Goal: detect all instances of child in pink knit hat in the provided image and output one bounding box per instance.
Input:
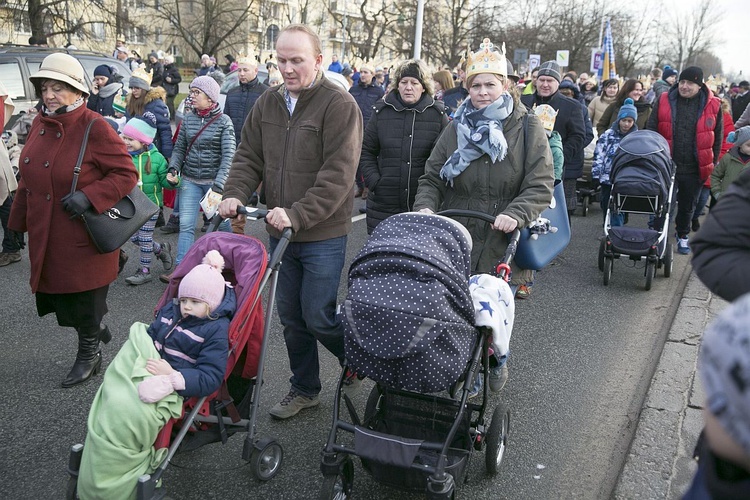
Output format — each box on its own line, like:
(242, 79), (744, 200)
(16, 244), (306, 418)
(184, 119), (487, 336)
(139, 250), (236, 402)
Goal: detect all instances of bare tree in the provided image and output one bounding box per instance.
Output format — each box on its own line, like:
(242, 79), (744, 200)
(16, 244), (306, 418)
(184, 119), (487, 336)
(155, 0), (259, 60)
(6, 0), (112, 44)
(327, 0), (399, 62)
(611, 13), (659, 77)
(664, 0), (722, 72)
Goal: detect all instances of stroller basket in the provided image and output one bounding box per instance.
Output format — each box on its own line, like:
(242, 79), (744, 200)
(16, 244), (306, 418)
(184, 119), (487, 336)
(609, 227), (660, 257)
(360, 388), (472, 491)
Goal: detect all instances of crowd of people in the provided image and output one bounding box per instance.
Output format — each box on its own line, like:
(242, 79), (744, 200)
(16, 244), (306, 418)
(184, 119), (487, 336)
(2, 23), (750, 498)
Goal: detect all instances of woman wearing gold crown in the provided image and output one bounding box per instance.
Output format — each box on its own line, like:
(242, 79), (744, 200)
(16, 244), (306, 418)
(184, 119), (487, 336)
(414, 38), (554, 285)
(126, 66), (173, 161)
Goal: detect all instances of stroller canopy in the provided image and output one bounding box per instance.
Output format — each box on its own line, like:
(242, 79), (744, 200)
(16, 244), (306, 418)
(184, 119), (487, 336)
(610, 130), (674, 202)
(343, 213), (477, 393)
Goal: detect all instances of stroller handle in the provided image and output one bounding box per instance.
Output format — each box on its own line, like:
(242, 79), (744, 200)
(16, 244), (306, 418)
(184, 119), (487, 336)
(435, 209), (520, 281)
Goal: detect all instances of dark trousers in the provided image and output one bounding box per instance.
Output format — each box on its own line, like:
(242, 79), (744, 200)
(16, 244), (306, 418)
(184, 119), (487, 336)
(166, 95), (176, 122)
(674, 174), (703, 238)
(0, 194), (22, 253)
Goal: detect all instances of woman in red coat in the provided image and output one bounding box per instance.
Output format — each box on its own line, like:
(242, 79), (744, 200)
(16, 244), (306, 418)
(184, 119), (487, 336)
(9, 54), (137, 387)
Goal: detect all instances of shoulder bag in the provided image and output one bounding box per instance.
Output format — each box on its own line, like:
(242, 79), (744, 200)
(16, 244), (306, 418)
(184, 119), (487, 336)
(70, 119), (159, 254)
(514, 114), (571, 271)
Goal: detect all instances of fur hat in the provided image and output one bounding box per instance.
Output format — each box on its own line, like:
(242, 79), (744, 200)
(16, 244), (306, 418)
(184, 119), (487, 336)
(679, 66), (704, 85)
(537, 61), (562, 83)
(190, 75), (220, 102)
(662, 65), (678, 81)
(178, 250), (227, 313)
(728, 126), (750, 147)
(129, 66), (153, 90)
(699, 293), (750, 457)
(617, 98), (638, 122)
(30, 53), (89, 96)
(122, 115), (157, 145)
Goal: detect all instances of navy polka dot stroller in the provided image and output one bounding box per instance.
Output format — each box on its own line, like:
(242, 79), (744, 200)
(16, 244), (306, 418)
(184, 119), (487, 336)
(320, 211), (515, 499)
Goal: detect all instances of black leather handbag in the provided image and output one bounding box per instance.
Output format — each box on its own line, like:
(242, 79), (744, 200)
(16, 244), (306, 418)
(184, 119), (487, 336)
(69, 119), (159, 254)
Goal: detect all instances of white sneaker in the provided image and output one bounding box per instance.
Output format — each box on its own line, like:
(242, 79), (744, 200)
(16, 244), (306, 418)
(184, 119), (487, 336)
(677, 236), (690, 255)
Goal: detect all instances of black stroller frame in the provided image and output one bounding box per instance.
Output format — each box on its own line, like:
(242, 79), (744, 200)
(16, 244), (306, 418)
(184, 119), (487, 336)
(66, 208), (293, 499)
(598, 130), (676, 290)
(320, 210), (514, 500)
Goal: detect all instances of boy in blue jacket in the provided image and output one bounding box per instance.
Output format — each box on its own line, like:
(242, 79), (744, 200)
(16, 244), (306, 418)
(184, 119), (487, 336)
(592, 98), (638, 226)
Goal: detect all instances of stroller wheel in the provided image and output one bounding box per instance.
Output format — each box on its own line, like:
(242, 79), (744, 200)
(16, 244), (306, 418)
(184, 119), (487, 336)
(582, 195), (590, 216)
(598, 239), (606, 272)
(319, 457), (353, 500)
(65, 476), (77, 500)
(249, 437), (284, 481)
(603, 257), (613, 286)
(485, 403), (510, 475)
(663, 242), (674, 278)
(645, 261), (656, 291)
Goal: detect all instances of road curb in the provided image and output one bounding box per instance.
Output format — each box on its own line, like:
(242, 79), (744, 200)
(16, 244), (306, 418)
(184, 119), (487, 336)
(613, 271), (727, 499)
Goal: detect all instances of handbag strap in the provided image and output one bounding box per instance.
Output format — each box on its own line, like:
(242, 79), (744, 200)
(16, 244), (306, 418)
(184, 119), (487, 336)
(69, 118), (100, 195)
(185, 113), (222, 157)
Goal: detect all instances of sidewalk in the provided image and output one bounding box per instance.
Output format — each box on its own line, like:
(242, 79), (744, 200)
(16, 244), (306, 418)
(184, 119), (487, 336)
(614, 273), (727, 499)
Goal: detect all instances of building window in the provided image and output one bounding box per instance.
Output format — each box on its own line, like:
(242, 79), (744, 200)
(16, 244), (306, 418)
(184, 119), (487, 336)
(126, 25), (145, 44)
(265, 24), (279, 52)
(13, 12), (31, 34)
(155, 28), (162, 44)
(92, 22), (106, 41)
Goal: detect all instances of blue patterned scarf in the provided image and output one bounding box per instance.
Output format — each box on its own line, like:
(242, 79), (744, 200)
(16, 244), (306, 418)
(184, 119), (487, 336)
(440, 93), (514, 185)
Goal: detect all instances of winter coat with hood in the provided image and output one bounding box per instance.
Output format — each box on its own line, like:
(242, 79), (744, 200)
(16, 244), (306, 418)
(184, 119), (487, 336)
(591, 120), (638, 184)
(169, 104), (236, 191)
(692, 167), (750, 302)
(8, 105), (137, 294)
(224, 77), (269, 143)
(223, 71), (363, 243)
(131, 144), (178, 206)
(127, 87), (173, 159)
(360, 90), (448, 234)
(147, 286), (236, 397)
(413, 99), (554, 278)
(521, 89), (588, 180)
(86, 80), (124, 118)
(710, 145), (750, 198)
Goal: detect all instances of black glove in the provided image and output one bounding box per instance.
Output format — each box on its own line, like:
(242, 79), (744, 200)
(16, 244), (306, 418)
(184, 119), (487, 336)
(61, 191), (92, 217)
(211, 184), (223, 195)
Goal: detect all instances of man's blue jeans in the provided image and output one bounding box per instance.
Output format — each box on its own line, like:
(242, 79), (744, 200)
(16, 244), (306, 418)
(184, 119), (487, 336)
(269, 235), (347, 398)
(176, 177), (230, 265)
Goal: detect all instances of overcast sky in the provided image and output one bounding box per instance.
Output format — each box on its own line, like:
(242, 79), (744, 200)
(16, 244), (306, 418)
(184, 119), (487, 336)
(664, 0), (750, 77)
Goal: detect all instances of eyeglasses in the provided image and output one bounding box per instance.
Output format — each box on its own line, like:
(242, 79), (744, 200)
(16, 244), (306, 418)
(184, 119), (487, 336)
(189, 89), (202, 96)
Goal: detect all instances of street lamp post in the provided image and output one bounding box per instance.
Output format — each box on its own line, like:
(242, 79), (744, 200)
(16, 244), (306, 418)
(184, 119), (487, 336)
(413, 0), (424, 59)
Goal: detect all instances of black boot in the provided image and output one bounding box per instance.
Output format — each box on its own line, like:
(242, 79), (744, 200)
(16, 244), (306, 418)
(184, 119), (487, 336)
(159, 214), (180, 234)
(155, 207), (166, 227)
(61, 326), (104, 388)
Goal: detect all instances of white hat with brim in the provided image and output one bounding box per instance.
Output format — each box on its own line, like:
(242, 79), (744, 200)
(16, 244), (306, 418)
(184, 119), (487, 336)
(29, 53), (89, 96)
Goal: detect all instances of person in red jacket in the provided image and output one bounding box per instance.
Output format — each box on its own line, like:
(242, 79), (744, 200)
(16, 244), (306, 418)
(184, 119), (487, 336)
(9, 53), (137, 388)
(646, 66), (722, 255)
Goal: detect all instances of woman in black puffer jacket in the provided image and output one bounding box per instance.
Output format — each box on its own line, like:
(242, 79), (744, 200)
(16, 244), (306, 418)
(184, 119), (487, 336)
(360, 60), (448, 234)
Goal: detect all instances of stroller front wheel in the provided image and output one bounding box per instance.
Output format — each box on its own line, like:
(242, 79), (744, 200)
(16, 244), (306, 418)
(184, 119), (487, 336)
(319, 457), (353, 500)
(485, 403), (510, 475)
(603, 257), (613, 285)
(249, 437), (284, 481)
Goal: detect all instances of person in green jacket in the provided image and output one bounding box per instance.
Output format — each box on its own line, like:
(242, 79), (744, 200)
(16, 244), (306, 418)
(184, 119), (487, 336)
(711, 126), (750, 199)
(120, 115), (178, 285)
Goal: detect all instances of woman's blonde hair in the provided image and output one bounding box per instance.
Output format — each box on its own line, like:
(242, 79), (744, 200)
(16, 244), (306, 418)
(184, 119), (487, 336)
(432, 70), (455, 92)
(465, 72), (506, 90)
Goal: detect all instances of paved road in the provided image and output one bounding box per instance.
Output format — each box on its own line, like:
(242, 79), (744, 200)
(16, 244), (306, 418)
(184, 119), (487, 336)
(0, 198), (690, 499)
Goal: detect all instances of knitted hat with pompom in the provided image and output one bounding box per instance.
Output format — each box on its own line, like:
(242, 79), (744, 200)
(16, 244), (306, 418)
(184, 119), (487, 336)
(728, 126), (750, 147)
(178, 250), (227, 313)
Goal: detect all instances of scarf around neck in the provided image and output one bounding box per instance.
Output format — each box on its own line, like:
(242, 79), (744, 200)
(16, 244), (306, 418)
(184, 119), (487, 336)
(440, 93), (514, 185)
(42, 96), (85, 116)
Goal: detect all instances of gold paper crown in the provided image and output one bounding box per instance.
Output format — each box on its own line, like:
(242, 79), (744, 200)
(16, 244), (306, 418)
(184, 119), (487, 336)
(705, 74), (721, 93)
(131, 66), (153, 86)
(466, 38), (507, 81)
(534, 104), (558, 134)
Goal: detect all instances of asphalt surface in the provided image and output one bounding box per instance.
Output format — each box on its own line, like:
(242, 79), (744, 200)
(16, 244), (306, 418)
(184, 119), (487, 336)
(0, 197), (691, 499)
